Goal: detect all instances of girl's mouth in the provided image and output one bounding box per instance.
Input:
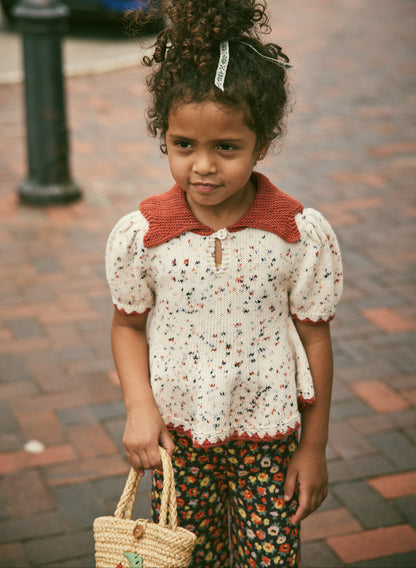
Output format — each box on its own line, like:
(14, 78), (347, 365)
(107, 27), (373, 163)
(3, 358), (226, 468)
(192, 183), (219, 194)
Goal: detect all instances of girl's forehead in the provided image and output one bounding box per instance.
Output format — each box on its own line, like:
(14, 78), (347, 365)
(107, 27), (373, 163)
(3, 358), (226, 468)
(167, 101), (254, 138)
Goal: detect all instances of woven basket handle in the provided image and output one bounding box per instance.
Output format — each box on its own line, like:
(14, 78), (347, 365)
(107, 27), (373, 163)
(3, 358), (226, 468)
(114, 447), (178, 530)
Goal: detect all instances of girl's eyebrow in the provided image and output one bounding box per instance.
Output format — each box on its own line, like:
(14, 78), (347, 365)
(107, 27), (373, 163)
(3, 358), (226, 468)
(214, 138), (245, 144)
(167, 133), (195, 141)
(167, 133), (195, 143)
(167, 133), (245, 144)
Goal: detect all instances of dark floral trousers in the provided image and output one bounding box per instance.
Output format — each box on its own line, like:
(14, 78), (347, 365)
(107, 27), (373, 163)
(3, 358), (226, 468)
(152, 430), (300, 568)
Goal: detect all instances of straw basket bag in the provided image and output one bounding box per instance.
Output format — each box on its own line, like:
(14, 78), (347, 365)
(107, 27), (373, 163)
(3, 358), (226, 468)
(93, 447), (196, 568)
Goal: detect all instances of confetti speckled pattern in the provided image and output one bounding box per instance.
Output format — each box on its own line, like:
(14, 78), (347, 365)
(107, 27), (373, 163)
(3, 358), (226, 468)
(106, 173), (343, 447)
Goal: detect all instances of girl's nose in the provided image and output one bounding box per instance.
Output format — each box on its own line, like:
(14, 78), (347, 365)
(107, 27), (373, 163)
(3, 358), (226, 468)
(192, 151), (216, 176)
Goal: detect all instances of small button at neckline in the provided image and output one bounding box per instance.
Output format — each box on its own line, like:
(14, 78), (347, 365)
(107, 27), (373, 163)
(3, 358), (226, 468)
(215, 228), (227, 240)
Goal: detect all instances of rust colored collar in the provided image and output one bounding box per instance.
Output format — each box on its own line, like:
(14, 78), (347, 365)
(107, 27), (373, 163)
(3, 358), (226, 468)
(139, 172), (303, 248)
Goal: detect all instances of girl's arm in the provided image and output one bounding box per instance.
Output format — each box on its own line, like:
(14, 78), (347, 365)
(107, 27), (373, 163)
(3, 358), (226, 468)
(284, 321), (334, 524)
(111, 308), (174, 474)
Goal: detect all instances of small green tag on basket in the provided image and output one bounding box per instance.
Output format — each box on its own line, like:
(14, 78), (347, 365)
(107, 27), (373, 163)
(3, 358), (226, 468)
(123, 552), (143, 568)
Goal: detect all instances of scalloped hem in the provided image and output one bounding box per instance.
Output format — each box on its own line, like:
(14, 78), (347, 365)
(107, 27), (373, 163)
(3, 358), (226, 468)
(166, 422), (301, 448)
(114, 305), (151, 316)
(298, 395), (316, 410)
(292, 313), (335, 326)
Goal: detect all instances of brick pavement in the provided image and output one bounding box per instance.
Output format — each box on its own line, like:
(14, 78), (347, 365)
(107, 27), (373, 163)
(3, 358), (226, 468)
(0, 0), (415, 566)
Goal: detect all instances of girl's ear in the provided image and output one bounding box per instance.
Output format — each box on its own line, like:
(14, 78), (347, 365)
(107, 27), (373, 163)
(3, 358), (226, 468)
(256, 142), (270, 162)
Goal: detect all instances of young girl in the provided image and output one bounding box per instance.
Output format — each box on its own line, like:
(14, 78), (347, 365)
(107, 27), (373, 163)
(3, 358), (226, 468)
(107, 1), (343, 566)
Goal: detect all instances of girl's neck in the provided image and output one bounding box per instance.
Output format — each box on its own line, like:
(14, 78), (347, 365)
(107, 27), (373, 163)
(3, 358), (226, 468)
(186, 178), (257, 232)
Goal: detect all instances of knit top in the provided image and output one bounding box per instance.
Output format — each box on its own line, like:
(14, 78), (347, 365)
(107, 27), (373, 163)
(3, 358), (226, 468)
(106, 172), (343, 447)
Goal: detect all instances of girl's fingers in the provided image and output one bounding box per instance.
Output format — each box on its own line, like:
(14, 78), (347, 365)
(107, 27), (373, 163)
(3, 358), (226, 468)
(146, 445), (163, 470)
(291, 490), (310, 525)
(125, 438), (173, 473)
(291, 484), (327, 524)
(125, 441), (156, 472)
(284, 463), (298, 503)
(126, 448), (145, 476)
(160, 429), (175, 458)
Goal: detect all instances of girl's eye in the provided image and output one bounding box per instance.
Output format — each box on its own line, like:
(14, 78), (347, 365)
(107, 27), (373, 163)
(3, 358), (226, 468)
(218, 144), (236, 151)
(174, 140), (193, 149)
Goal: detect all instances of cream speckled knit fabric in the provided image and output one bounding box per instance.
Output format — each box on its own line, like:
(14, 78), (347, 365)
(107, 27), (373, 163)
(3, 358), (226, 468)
(106, 176), (342, 447)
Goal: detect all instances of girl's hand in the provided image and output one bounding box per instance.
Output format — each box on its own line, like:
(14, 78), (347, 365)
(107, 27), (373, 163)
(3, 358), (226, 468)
(123, 401), (175, 476)
(283, 443), (328, 525)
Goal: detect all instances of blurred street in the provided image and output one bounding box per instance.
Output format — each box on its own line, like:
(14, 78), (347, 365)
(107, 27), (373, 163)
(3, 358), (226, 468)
(0, 1), (415, 566)
(0, 8), (152, 84)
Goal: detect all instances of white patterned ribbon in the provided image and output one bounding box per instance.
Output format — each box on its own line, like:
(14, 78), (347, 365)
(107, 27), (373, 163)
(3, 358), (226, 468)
(214, 41), (230, 92)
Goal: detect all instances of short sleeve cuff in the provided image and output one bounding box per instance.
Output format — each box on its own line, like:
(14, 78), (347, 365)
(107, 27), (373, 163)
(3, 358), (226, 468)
(292, 313), (335, 326)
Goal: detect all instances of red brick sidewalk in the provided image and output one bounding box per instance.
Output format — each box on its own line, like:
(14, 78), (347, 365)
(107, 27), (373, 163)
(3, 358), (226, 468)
(1, 1), (415, 566)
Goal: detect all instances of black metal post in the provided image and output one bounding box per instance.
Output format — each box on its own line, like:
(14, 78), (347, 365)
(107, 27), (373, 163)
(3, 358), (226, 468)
(14, 0), (81, 205)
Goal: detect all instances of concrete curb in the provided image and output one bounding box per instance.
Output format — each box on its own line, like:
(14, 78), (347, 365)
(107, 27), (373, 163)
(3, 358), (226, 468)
(1, 51), (146, 85)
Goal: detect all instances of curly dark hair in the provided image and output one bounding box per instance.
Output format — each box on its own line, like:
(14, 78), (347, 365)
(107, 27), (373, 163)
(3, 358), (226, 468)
(138, 0), (290, 153)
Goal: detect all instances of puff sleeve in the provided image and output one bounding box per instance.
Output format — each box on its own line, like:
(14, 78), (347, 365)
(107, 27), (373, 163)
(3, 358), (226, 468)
(105, 211), (155, 315)
(288, 208), (343, 324)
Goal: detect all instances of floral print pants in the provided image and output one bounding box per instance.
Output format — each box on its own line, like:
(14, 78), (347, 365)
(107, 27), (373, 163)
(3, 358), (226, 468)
(151, 430), (300, 568)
